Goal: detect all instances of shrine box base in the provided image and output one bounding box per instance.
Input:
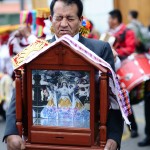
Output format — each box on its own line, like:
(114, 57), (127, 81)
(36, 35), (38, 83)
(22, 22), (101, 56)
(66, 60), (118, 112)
(25, 143), (104, 150)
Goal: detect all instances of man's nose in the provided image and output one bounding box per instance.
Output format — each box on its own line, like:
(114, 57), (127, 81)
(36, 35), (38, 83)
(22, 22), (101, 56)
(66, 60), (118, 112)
(60, 18), (68, 27)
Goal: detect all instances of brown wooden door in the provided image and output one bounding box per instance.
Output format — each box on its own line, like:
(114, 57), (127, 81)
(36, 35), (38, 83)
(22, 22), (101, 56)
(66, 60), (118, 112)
(114, 0), (150, 26)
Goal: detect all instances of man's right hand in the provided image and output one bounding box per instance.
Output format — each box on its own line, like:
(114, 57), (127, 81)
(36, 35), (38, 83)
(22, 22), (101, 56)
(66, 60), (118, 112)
(15, 25), (31, 39)
(6, 135), (25, 150)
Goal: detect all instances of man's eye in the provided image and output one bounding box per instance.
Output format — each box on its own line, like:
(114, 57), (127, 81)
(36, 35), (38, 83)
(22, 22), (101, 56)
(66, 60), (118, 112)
(67, 17), (75, 21)
(55, 16), (62, 21)
(68, 18), (74, 21)
(54, 16), (76, 22)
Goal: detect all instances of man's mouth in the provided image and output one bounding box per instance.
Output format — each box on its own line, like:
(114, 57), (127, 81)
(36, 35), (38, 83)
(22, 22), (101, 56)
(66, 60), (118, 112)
(60, 30), (70, 34)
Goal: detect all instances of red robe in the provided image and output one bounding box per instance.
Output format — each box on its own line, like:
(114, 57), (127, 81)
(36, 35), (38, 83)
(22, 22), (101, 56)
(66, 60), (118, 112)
(112, 24), (136, 59)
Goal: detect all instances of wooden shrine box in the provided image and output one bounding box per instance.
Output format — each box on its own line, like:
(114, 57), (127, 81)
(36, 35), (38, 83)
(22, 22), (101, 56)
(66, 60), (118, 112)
(14, 39), (109, 150)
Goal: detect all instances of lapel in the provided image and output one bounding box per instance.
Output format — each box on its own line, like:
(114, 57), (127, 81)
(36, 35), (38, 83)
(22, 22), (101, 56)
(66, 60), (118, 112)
(79, 34), (86, 44)
(47, 36), (56, 43)
(79, 34), (89, 47)
(51, 36), (56, 43)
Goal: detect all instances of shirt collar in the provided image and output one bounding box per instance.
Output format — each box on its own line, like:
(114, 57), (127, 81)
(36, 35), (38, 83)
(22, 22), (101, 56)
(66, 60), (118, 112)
(55, 33), (79, 41)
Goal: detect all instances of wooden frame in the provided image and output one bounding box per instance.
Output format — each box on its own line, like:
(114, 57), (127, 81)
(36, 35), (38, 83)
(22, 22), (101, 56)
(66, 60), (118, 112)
(27, 65), (94, 146)
(15, 41), (109, 150)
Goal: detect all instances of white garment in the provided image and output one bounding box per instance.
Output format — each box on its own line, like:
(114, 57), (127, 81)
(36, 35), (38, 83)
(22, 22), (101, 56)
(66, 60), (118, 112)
(0, 44), (10, 59)
(0, 44), (13, 75)
(43, 19), (53, 40)
(115, 56), (121, 71)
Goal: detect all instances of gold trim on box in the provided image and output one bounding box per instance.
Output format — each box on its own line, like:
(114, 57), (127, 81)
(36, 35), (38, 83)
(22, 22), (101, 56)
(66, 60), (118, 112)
(12, 39), (50, 69)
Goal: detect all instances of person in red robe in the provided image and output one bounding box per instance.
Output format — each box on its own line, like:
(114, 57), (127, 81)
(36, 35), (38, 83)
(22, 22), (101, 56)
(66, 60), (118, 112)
(108, 9), (136, 60)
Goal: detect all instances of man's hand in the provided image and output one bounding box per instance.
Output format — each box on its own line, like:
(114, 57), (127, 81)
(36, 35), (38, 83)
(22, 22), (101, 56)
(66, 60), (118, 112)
(6, 135), (25, 150)
(104, 139), (117, 150)
(15, 25), (31, 39)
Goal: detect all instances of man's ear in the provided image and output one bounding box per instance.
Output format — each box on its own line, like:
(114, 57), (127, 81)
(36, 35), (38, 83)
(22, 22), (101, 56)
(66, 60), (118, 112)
(80, 16), (83, 22)
(79, 16), (83, 25)
(50, 15), (53, 22)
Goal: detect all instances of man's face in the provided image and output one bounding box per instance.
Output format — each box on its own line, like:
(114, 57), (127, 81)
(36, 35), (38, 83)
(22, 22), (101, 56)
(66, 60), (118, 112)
(108, 16), (118, 29)
(50, 1), (83, 38)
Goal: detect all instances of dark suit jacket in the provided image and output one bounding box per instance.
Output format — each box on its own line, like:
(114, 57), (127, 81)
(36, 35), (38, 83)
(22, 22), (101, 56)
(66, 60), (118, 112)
(4, 35), (123, 148)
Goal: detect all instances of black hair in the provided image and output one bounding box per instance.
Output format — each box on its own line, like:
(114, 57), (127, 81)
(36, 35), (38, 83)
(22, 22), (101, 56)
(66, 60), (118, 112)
(129, 10), (138, 19)
(50, 0), (83, 18)
(109, 9), (122, 23)
(136, 42), (148, 53)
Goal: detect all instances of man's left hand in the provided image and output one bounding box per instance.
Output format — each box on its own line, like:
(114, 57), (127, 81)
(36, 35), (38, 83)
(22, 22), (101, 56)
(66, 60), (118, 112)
(104, 139), (117, 150)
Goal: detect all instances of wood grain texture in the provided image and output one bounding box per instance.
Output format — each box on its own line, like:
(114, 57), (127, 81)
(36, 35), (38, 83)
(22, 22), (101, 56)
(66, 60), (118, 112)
(16, 41), (109, 149)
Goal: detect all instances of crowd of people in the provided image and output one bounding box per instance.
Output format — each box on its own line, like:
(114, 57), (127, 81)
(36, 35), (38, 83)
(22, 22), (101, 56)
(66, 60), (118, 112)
(106, 9), (150, 147)
(0, 0), (150, 149)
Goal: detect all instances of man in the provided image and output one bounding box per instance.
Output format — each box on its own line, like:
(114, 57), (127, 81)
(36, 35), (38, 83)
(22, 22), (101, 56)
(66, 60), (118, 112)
(108, 9), (136, 60)
(8, 8), (52, 58)
(4, 1), (124, 150)
(127, 10), (143, 39)
(127, 10), (150, 146)
(127, 10), (150, 51)
(138, 80), (150, 147)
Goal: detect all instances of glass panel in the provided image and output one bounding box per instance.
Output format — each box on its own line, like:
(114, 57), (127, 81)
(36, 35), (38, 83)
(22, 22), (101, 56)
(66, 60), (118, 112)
(32, 70), (90, 128)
